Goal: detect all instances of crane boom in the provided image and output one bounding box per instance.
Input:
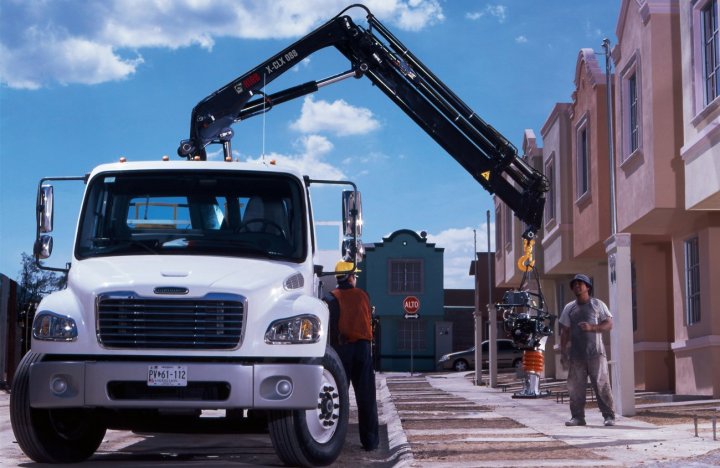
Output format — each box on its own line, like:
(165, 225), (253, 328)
(178, 4), (549, 236)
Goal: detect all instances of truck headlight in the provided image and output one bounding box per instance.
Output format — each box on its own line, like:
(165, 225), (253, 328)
(265, 314), (321, 344)
(32, 311), (78, 341)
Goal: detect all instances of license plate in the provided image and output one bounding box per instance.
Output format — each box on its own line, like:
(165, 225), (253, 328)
(147, 365), (187, 387)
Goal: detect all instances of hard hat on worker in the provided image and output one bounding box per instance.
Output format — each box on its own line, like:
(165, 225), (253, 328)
(335, 260), (361, 279)
(569, 274), (593, 293)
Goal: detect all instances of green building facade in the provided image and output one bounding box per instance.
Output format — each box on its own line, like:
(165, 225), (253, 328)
(357, 229), (444, 372)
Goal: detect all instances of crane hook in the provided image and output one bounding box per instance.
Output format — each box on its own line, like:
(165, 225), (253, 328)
(517, 237), (535, 272)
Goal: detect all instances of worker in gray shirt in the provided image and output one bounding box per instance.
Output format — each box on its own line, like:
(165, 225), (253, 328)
(559, 274), (616, 427)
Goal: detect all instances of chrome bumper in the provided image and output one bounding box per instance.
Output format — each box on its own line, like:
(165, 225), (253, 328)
(29, 360), (323, 410)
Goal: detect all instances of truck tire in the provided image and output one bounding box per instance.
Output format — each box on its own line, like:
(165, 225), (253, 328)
(10, 352), (107, 463)
(268, 346), (349, 467)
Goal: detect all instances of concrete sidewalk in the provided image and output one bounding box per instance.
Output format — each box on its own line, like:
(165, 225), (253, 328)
(378, 371), (720, 467)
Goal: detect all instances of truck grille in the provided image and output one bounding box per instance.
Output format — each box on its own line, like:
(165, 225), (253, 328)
(97, 293), (245, 350)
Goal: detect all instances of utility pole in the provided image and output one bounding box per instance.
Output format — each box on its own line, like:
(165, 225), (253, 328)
(473, 229), (483, 386)
(487, 210), (497, 387)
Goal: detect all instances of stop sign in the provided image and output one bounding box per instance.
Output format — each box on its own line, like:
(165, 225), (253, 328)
(403, 296), (420, 314)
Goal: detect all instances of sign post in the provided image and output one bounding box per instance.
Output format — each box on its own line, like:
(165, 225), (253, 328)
(403, 296), (420, 375)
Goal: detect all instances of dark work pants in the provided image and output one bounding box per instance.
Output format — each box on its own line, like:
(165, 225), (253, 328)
(567, 355), (615, 420)
(336, 339), (379, 450)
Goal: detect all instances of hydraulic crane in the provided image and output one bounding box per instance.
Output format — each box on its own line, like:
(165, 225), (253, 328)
(178, 4), (549, 240)
(178, 3), (554, 392)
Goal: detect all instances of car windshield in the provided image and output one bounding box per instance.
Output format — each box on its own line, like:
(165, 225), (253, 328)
(76, 170), (306, 262)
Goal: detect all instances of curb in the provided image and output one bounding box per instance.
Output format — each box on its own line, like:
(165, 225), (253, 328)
(377, 373), (414, 467)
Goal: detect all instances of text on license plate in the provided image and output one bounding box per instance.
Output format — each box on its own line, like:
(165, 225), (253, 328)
(147, 365), (187, 387)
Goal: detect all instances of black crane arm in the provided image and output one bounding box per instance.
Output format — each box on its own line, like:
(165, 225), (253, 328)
(178, 4), (549, 237)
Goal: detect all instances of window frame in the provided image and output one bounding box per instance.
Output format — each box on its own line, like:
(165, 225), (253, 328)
(702, 0), (720, 104)
(575, 116), (591, 201)
(692, 0), (720, 118)
(684, 236), (701, 326)
(388, 258), (424, 295)
(495, 206), (502, 256)
(503, 204), (513, 251)
(543, 153), (557, 226)
(397, 318), (426, 351)
(619, 53), (642, 163)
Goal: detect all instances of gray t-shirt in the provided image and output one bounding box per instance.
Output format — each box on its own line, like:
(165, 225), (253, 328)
(559, 298), (612, 359)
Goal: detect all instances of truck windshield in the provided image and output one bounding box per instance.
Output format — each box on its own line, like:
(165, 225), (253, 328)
(76, 170), (306, 262)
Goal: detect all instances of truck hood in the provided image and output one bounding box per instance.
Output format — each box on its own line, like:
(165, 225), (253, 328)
(70, 255), (301, 296)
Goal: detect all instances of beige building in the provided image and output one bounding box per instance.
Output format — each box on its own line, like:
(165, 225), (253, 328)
(495, 0), (720, 397)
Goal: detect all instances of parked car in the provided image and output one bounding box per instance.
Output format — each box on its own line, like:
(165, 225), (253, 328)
(437, 339), (523, 372)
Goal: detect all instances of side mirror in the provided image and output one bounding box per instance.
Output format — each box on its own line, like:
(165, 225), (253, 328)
(341, 190), (363, 263)
(342, 190), (362, 238)
(38, 185), (54, 233)
(34, 235), (53, 260)
(341, 238), (365, 263)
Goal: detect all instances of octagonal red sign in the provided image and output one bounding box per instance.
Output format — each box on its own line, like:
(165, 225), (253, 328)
(403, 296), (420, 314)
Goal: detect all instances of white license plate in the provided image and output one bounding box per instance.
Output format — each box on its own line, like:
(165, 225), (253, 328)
(147, 365), (187, 387)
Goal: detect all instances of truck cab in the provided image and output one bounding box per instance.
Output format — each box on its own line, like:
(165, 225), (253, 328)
(13, 159), (360, 466)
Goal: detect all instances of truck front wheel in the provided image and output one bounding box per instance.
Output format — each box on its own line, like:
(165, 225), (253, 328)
(268, 346), (349, 467)
(10, 352), (107, 463)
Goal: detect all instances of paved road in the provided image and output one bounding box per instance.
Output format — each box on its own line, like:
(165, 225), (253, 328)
(3, 372), (719, 467)
(0, 388), (400, 467)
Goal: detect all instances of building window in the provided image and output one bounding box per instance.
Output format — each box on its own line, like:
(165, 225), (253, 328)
(495, 207), (502, 254)
(504, 204), (513, 250)
(544, 156), (556, 224)
(703, 0), (720, 104)
(620, 57), (641, 161)
(397, 318), (426, 351)
(628, 73), (639, 153)
(389, 259), (423, 294)
(684, 237), (701, 325)
(576, 123), (590, 198)
(631, 262), (638, 332)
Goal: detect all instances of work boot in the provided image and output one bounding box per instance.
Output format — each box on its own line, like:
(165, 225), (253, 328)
(565, 418), (586, 426)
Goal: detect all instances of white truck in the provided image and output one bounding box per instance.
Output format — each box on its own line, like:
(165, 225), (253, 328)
(11, 160), (363, 466)
(11, 4), (549, 466)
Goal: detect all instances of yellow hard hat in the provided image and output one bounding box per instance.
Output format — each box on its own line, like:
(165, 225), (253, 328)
(335, 260), (361, 278)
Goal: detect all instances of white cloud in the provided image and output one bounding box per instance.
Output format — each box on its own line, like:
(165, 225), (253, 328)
(290, 96), (380, 136)
(425, 224), (495, 289)
(0, 0), (444, 89)
(291, 57), (312, 73)
(242, 134), (345, 180)
(515, 35), (528, 44)
(465, 5), (507, 23)
(584, 20), (604, 39)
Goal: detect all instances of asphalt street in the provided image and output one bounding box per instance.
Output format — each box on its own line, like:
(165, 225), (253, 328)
(2, 371), (720, 467)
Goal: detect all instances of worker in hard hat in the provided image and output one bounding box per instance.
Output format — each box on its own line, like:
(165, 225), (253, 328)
(323, 260), (379, 451)
(559, 274), (616, 427)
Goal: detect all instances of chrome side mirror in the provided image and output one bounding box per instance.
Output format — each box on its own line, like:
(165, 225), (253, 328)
(342, 190), (362, 238)
(341, 190), (363, 262)
(34, 235), (53, 259)
(38, 185), (54, 233)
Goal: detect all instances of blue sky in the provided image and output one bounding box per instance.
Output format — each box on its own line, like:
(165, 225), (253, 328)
(0, 0), (620, 288)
